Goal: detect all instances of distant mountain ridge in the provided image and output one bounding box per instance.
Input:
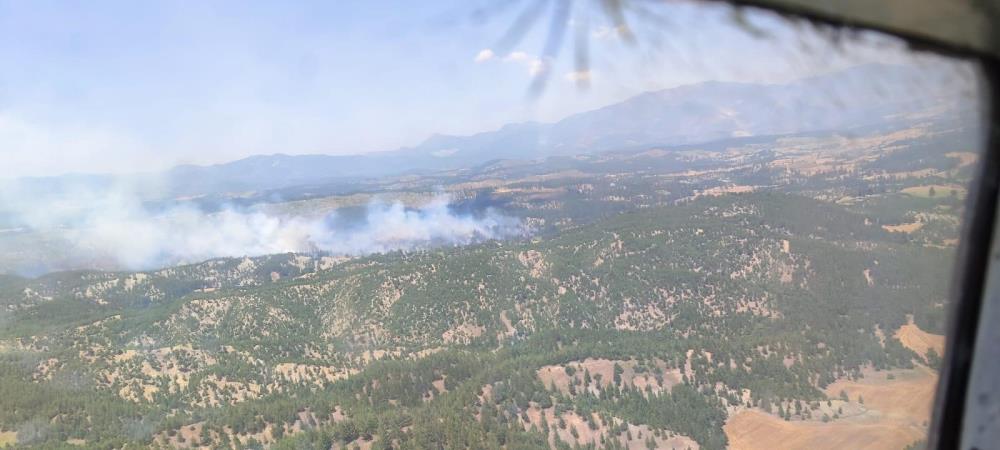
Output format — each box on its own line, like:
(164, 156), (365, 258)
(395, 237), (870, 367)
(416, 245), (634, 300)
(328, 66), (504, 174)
(14, 63), (968, 198)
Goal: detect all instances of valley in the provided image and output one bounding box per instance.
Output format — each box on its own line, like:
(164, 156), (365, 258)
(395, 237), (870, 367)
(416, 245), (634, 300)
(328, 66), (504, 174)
(0, 117), (968, 449)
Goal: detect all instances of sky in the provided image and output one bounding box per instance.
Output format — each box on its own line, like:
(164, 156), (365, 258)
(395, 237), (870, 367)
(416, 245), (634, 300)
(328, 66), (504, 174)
(0, 0), (956, 179)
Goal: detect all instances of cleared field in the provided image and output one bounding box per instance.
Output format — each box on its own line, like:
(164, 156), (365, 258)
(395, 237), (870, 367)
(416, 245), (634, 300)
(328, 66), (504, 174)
(900, 184), (965, 198)
(725, 409), (921, 450)
(726, 365), (937, 450)
(945, 151), (978, 168)
(895, 322), (946, 360)
(881, 222), (924, 233)
(0, 431), (16, 447)
(825, 366), (938, 427)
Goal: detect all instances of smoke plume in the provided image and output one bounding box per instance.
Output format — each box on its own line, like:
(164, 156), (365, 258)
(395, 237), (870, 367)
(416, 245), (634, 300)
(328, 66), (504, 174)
(0, 179), (525, 273)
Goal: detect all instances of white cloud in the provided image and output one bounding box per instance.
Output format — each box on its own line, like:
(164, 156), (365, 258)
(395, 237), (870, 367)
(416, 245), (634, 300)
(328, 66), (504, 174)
(564, 70), (593, 83)
(499, 51), (549, 77)
(476, 50), (547, 78)
(529, 58), (549, 77)
(473, 48), (494, 63)
(504, 51), (531, 62)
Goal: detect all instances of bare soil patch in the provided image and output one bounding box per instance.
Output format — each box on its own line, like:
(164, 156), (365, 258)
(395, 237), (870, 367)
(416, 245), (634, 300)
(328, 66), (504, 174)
(0, 431), (16, 447)
(895, 321), (946, 361)
(725, 409), (920, 450)
(901, 184), (965, 198)
(945, 151), (978, 168)
(726, 365), (937, 450)
(825, 365), (937, 428)
(882, 222), (924, 233)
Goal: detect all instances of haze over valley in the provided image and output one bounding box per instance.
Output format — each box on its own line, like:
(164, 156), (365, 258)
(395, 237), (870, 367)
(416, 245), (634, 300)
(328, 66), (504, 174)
(0, 63), (972, 275)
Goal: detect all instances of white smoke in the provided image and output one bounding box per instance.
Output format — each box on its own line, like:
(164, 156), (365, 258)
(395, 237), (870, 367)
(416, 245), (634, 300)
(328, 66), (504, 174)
(0, 178), (525, 272)
(76, 196), (524, 269)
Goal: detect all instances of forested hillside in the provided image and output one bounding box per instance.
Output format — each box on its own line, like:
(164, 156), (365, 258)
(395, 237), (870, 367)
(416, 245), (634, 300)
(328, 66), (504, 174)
(0, 123), (972, 449)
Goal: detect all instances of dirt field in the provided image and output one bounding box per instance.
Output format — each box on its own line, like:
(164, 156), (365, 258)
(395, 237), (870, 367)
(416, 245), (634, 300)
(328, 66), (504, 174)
(725, 365), (937, 450)
(0, 431), (16, 447)
(895, 322), (946, 360)
(882, 222), (924, 233)
(825, 366), (938, 427)
(900, 184), (965, 198)
(945, 152), (978, 168)
(725, 409), (922, 450)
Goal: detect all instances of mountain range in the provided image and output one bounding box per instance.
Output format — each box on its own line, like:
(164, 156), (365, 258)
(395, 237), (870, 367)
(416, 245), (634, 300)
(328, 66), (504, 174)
(9, 63), (968, 200)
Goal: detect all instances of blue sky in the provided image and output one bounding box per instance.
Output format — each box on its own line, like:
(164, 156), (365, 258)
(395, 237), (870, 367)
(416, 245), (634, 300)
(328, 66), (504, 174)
(0, 0), (936, 178)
